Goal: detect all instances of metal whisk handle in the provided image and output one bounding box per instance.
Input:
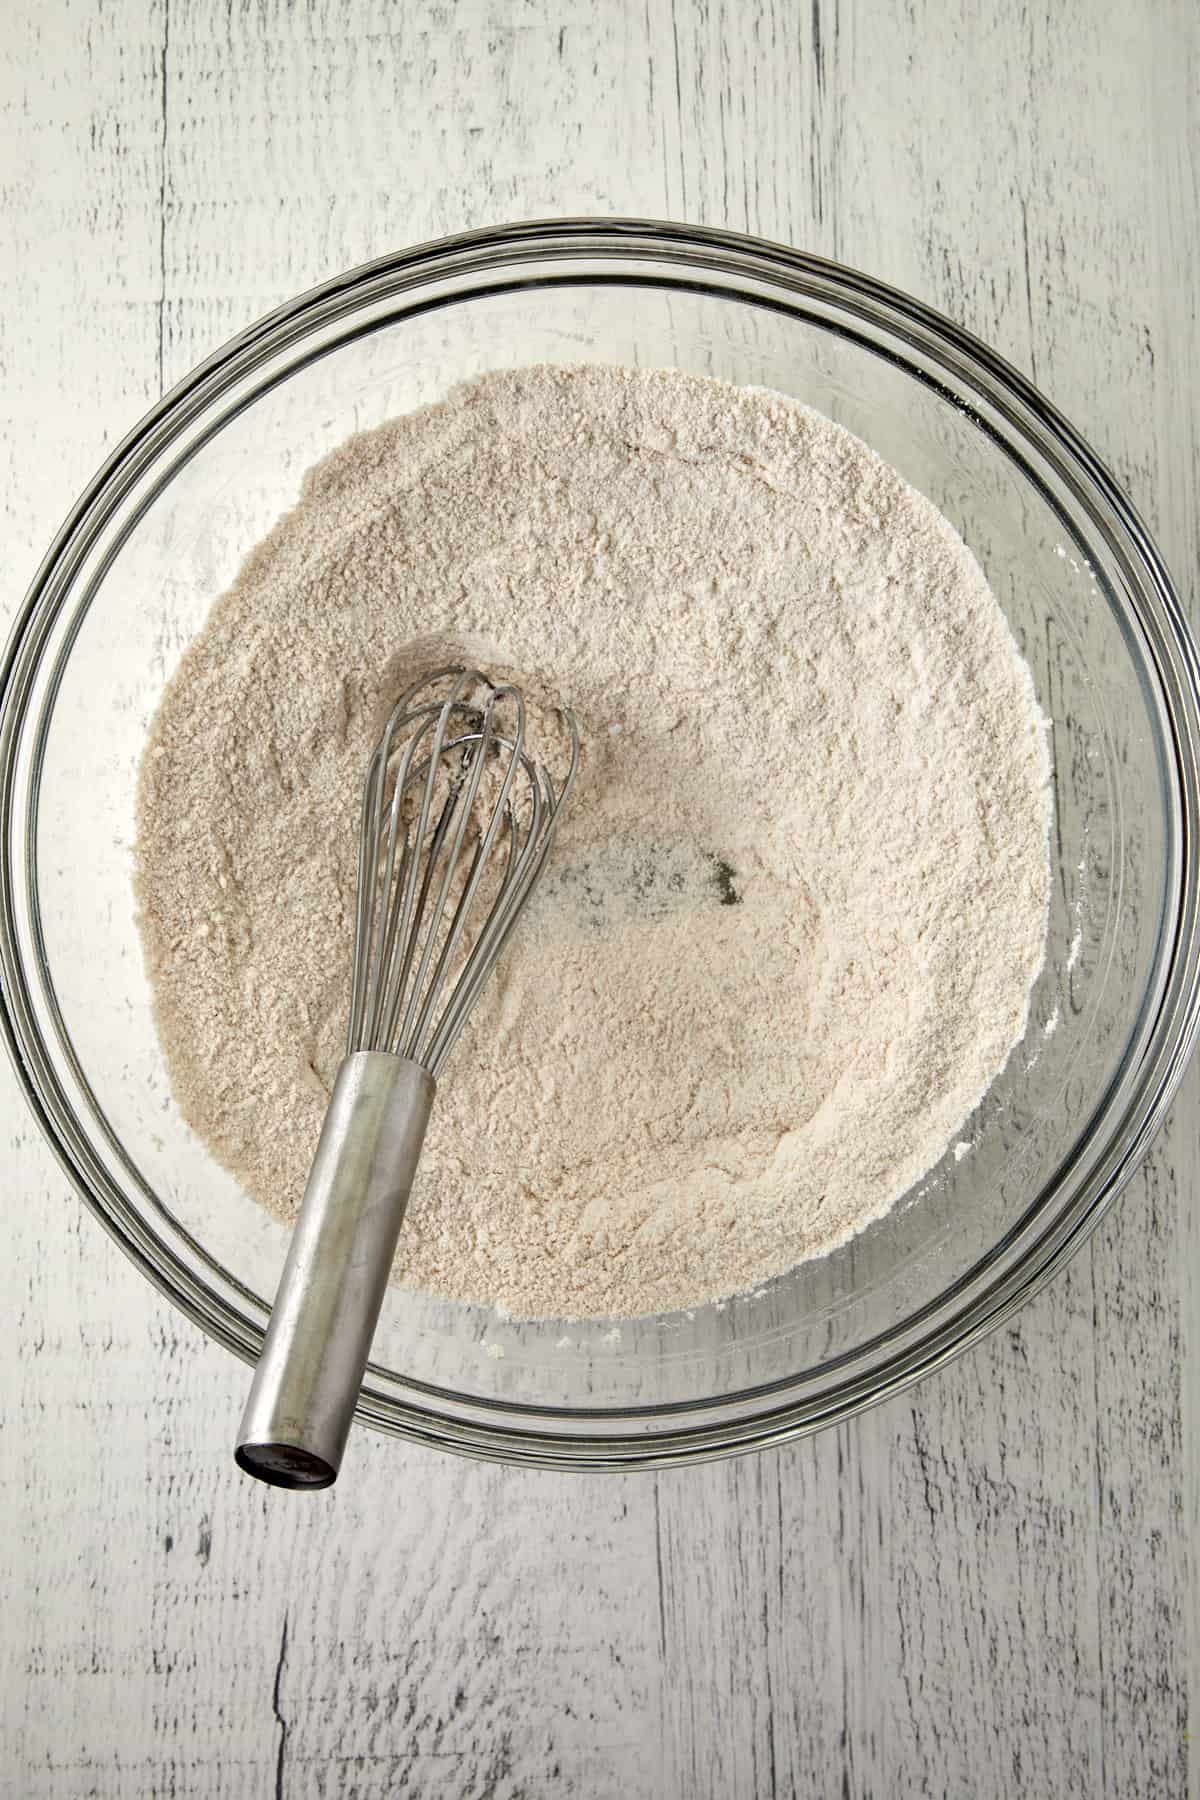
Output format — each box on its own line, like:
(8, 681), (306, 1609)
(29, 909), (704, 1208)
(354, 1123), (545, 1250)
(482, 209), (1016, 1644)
(235, 1052), (435, 1488)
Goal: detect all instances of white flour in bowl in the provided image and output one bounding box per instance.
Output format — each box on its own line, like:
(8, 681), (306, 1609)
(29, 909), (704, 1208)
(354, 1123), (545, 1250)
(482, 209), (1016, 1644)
(135, 364), (1051, 1320)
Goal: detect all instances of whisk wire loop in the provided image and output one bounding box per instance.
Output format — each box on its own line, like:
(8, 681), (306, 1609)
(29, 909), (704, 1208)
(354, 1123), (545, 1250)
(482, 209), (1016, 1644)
(347, 666), (579, 1077)
(400, 681), (522, 1057)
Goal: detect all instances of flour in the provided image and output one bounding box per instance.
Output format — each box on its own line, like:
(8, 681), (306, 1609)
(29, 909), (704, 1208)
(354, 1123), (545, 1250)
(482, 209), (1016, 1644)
(135, 364), (1051, 1321)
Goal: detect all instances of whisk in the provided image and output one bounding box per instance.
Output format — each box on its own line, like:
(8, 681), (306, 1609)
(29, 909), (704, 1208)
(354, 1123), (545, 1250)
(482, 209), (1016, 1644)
(235, 667), (579, 1488)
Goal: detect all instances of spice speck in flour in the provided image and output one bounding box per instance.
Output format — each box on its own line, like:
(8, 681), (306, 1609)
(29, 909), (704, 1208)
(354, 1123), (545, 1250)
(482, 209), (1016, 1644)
(135, 365), (1051, 1320)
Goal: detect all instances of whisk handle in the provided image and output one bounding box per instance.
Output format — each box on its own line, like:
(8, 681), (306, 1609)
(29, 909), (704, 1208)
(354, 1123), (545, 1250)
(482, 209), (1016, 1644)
(234, 1051), (435, 1488)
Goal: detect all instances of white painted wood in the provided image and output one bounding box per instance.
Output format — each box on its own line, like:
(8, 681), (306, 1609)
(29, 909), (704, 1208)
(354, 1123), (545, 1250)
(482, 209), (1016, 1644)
(1, 1), (1195, 1794)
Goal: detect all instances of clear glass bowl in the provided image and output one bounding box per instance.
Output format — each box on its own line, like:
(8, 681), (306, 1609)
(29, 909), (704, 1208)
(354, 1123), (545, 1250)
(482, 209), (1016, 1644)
(3, 220), (1199, 1469)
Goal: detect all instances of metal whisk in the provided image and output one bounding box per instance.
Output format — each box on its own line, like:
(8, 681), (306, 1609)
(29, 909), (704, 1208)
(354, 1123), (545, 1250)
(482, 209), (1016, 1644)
(236, 667), (578, 1488)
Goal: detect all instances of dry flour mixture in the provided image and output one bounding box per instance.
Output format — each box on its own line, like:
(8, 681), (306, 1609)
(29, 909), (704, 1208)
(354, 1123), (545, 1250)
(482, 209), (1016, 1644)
(136, 365), (1051, 1320)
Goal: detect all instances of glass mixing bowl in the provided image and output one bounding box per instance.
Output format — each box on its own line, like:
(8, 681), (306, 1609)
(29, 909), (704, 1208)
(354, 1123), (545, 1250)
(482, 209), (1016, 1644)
(3, 220), (1199, 1469)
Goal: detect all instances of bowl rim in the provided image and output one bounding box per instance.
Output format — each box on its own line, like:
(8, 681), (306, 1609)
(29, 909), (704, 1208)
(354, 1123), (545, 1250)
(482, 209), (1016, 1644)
(4, 216), (1200, 1469)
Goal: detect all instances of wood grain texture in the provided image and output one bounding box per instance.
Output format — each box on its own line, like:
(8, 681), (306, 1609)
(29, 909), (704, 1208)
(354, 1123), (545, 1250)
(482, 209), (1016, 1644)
(1, 1), (1195, 1795)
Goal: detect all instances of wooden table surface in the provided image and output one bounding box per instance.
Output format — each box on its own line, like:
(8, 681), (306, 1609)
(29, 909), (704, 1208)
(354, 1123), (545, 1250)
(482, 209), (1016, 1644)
(2, 2), (1197, 1795)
